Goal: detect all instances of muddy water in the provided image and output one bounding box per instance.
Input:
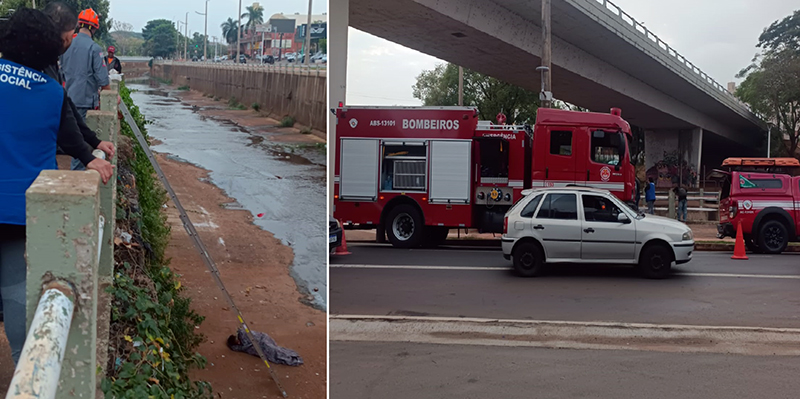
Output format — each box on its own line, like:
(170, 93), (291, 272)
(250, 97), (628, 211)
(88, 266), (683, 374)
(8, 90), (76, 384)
(128, 83), (327, 310)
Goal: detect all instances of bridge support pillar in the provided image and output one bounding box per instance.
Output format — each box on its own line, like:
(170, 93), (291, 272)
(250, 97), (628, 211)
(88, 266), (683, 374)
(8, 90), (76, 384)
(25, 170), (101, 398)
(85, 89), (119, 393)
(329, 0), (349, 211)
(645, 128), (703, 189)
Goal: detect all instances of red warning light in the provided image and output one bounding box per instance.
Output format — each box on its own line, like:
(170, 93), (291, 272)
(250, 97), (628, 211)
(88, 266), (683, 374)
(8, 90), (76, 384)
(338, 102), (344, 107)
(610, 107), (622, 117)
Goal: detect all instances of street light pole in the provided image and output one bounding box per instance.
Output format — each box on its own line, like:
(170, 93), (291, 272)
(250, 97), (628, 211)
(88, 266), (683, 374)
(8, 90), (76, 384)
(303, 0), (313, 65)
(184, 12), (189, 60)
(539, 0), (552, 108)
(195, 0), (209, 61)
(458, 66), (464, 106)
(236, 0), (242, 63)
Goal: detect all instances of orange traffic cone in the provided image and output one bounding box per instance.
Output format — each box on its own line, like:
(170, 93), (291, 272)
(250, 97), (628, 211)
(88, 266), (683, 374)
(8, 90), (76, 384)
(333, 224), (351, 256)
(731, 220), (748, 260)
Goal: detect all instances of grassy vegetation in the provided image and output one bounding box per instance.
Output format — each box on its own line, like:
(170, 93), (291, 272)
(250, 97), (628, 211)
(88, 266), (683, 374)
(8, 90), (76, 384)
(228, 97), (247, 110)
(280, 116), (296, 127)
(107, 82), (212, 398)
(252, 103), (260, 111)
(177, 85), (190, 91)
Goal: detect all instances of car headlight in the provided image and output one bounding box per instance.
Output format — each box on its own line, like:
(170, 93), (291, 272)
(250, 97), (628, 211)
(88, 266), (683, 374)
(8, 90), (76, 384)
(682, 230), (693, 241)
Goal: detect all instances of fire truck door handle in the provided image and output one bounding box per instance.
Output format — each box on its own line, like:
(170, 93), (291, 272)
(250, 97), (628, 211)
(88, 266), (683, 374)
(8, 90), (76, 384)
(545, 168), (549, 179)
(533, 224), (545, 230)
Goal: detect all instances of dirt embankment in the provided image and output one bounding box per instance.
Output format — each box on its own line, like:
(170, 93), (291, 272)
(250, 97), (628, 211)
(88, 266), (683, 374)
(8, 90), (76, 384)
(156, 154), (326, 398)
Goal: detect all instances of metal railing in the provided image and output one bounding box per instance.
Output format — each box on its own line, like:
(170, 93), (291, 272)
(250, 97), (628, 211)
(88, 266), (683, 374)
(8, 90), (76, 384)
(155, 59), (327, 76)
(6, 84), (119, 399)
(585, 0), (766, 123)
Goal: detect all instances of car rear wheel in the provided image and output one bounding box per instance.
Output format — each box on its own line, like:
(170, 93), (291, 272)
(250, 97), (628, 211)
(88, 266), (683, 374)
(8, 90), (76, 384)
(757, 220), (788, 254)
(386, 205), (424, 248)
(512, 241), (545, 277)
(639, 244), (672, 279)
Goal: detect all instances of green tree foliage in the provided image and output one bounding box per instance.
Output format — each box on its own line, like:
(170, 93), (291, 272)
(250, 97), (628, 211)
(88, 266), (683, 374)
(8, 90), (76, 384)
(318, 38), (327, 54)
(738, 10), (800, 158)
(188, 32), (209, 57)
(413, 63), (540, 124)
(1, 0), (112, 44)
(240, 4), (264, 33)
(142, 19), (178, 58)
(220, 17), (239, 45)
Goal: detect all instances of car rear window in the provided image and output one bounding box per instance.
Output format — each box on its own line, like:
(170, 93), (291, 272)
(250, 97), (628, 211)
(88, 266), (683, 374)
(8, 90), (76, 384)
(537, 193), (578, 220)
(520, 194), (543, 218)
(739, 176), (782, 189)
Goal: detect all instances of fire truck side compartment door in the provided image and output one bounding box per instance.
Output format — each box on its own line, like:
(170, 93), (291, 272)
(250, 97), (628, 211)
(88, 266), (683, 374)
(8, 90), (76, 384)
(340, 138), (379, 201)
(429, 140), (472, 204)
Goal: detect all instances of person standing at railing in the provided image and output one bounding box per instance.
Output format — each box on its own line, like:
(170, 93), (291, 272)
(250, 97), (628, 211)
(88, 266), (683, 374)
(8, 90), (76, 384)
(43, 2), (116, 162)
(106, 45), (122, 74)
(675, 184), (688, 222)
(645, 177), (656, 214)
(61, 8), (110, 171)
(0, 7), (113, 365)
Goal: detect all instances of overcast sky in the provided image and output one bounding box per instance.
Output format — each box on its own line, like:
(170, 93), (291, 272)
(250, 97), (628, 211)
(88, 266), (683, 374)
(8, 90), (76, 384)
(346, 0), (799, 106)
(109, 0), (327, 42)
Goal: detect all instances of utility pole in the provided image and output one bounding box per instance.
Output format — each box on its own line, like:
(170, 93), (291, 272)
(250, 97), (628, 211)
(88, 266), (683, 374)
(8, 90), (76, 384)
(767, 125), (772, 158)
(236, 0), (242, 63)
(184, 12), (189, 60)
(458, 66), (464, 106)
(539, 0), (552, 108)
(196, 0), (209, 61)
(303, 0), (313, 65)
(175, 21), (182, 59)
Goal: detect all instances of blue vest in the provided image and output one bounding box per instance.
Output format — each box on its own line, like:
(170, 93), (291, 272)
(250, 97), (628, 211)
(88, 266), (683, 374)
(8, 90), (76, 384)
(0, 58), (63, 225)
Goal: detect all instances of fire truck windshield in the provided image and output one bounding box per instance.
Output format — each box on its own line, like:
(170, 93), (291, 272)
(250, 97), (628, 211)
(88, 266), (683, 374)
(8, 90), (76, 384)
(591, 130), (628, 166)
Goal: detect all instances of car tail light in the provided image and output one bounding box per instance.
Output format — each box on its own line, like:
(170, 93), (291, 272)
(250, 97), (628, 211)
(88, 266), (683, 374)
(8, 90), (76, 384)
(503, 216), (508, 234)
(729, 200), (738, 219)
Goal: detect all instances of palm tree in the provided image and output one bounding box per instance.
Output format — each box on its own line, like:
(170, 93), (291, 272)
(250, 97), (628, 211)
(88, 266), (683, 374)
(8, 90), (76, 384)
(240, 4), (264, 33)
(221, 17), (239, 45)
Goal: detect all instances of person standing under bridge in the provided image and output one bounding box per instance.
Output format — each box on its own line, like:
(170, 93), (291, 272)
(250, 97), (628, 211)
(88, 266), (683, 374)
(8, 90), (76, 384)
(0, 7), (113, 365)
(645, 177), (656, 214)
(61, 7), (110, 171)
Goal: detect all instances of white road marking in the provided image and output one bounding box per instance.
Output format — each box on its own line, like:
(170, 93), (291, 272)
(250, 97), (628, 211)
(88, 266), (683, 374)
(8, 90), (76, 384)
(330, 264), (800, 279)
(330, 315), (800, 355)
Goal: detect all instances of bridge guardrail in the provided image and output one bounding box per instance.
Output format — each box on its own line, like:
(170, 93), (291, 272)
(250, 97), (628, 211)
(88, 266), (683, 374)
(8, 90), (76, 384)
(587, 0), (766, 123)
(155, 59), (327, 77)
(6, 84), (119, 399)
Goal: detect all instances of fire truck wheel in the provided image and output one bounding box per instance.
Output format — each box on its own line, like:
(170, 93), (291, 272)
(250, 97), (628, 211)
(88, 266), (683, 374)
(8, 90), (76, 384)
(512, 241), (545, 277)
(386, 205), (424, 248)
(638, 244), (672, 279)
(757, 220), (788, 254)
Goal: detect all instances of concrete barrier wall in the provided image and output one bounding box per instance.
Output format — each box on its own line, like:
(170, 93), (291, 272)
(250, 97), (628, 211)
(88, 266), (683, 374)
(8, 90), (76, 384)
(120, 61), (151, 78)
(152, 63), (327, 131)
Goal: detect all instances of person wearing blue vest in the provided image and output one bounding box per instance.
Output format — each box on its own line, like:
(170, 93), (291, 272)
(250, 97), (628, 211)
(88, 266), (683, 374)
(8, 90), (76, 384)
(645, 177), (657, 215)
(0, 7), (113, 365)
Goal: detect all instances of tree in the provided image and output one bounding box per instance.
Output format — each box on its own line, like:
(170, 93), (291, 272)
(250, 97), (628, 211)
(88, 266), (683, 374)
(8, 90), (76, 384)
(413, 63), (540, 124)
(240, 4), (264, 33)
(142, 19), (178, 58)
(738, 10), (800, 158)
(1, 0), (112, 43)
(318, 39), (327, 54)
(221, 18), (239, 45)
(189, 32), (209, 57)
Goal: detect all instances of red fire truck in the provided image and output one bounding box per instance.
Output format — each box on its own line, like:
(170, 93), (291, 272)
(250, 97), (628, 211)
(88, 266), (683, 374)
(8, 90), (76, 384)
(333, 106), (636, 248)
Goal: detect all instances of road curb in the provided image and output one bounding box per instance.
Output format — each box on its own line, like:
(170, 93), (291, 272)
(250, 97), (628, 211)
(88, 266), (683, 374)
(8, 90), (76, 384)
(330, 315), (800, 356)
(348, 239), (800, 252)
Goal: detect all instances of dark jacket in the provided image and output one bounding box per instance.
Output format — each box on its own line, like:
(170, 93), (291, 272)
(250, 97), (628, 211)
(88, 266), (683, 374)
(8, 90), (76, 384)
(107, 56), (121, 74)
(44, 63), (102, 150)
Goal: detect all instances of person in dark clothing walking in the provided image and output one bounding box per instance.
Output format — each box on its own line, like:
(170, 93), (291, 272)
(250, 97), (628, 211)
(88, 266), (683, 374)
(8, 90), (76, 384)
(43, 2), (115, 161)
(0, 7), (113, 365)
(106, 46), (122, 74)
(675, 184), (688, 222)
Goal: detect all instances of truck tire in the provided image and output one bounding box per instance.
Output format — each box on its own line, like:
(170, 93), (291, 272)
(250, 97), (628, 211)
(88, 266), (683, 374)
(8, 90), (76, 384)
(422, 227), (449, 248)
(386, 204), (424, 248)
(638, 244), (672, 279)
(512, 241), (545, 277)
(757, 220), (788, 254)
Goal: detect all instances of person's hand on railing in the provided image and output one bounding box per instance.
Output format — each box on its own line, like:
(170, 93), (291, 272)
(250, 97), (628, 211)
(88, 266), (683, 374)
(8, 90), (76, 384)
(86, 158), (114, 184)
(97, 141), (116, 159)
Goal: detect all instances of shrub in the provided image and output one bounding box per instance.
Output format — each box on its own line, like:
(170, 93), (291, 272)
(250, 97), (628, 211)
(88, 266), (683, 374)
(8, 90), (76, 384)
(280, 116), (296, 127)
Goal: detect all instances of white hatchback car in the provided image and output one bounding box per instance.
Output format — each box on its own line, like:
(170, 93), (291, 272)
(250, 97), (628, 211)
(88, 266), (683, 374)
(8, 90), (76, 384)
(501, 187), (694, 279)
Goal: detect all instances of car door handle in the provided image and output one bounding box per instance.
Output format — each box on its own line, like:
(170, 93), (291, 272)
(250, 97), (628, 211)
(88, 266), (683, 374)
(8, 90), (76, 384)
(533, 224), (545, 230)
(584, 228), (595, 233)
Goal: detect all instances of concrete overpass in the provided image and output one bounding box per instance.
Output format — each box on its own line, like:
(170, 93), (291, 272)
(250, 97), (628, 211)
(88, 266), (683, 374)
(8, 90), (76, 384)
(328, 0), (767, 201)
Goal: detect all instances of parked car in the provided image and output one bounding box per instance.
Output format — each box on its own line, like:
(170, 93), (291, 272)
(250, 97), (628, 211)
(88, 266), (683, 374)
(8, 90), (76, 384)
(310, 52), (324, 62)
(501, 187), (694, 279)
(285, 52), (296, 62)
(256, 54), (274, 64)
(329, 215), (343, 252)
(238, 54), (247, 64)
(319, 54), (327, 63)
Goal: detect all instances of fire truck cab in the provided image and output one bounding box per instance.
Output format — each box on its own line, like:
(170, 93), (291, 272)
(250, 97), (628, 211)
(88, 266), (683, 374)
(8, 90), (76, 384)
(333, 106), (636, 248)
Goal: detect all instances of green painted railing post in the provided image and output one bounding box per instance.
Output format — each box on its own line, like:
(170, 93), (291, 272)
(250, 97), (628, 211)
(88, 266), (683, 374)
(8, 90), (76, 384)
(25, 170), (101, 398)
(86, 87), (119, 389)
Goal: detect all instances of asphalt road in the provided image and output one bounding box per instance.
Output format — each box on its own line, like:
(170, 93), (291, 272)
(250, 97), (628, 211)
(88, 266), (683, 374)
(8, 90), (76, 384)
(330, 341), (800, 399)
(330, 244), (800, 399)
(331, 244), (800, 328)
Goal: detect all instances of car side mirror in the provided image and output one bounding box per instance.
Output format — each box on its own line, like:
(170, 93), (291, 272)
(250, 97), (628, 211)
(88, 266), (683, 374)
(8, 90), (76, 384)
(618, 213), (631, 224)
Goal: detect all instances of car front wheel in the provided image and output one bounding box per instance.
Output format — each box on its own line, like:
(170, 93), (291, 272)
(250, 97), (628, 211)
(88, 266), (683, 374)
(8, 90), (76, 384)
(639, 244), (672, 279)
(512, 241), (545, 277)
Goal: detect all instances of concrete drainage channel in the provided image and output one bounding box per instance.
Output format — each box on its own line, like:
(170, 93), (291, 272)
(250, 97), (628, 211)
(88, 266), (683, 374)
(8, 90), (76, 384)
(330, 315), (800, 356)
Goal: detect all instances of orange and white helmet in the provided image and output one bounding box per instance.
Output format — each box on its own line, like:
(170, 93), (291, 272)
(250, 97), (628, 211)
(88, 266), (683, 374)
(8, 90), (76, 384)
(78, 8), (100, 29)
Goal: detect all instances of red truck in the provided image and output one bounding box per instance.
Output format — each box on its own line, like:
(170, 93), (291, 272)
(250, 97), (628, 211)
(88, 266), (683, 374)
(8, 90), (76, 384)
(716, 170), (800, 254)
(333, 106), (637, 248)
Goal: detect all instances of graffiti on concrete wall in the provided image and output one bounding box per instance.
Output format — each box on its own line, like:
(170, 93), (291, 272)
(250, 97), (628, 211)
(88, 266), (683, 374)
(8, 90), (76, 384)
(645, 150), (697, 188)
